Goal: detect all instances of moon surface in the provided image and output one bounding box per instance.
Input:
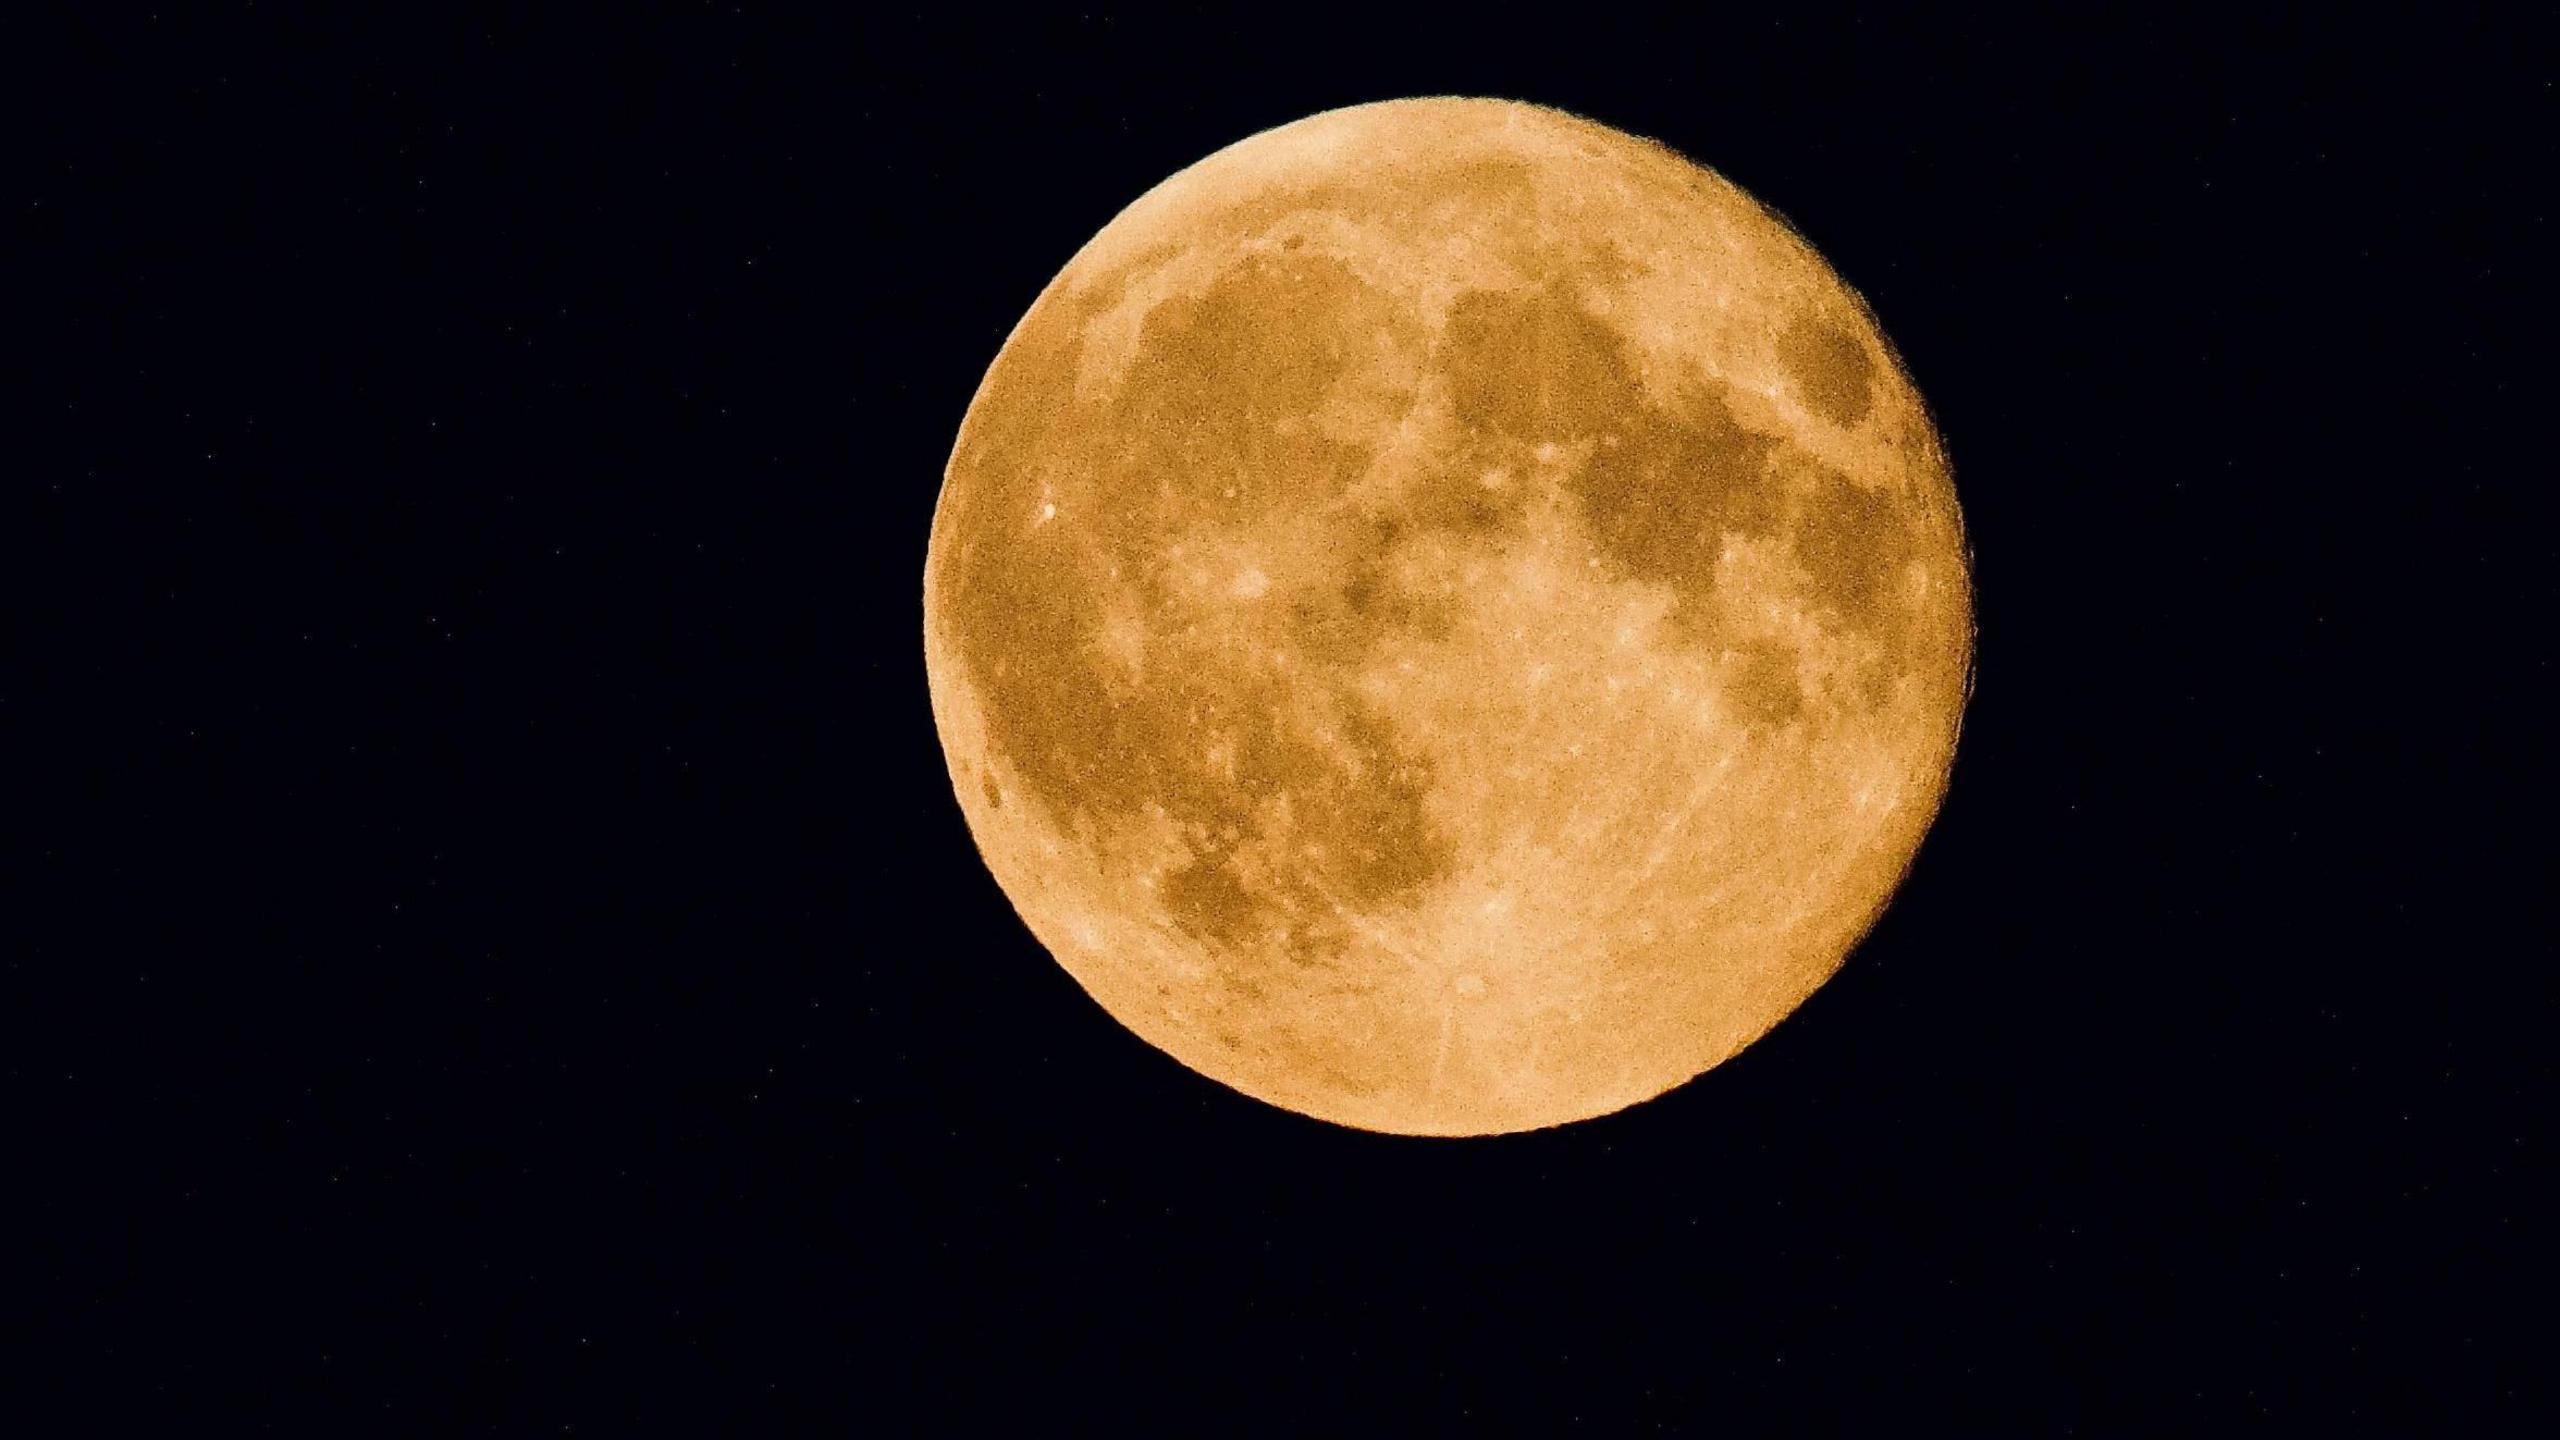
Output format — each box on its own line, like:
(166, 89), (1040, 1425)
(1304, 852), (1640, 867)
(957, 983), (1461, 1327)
(924, 98), (1972, 1136)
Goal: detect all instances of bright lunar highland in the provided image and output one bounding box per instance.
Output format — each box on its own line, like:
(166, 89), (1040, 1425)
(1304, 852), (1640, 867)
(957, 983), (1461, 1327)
(924, 98), (1973, 1135)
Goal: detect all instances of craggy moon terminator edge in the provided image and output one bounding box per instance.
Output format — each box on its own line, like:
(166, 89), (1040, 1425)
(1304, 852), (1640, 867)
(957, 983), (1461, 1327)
(924, 97), (1974, 1136)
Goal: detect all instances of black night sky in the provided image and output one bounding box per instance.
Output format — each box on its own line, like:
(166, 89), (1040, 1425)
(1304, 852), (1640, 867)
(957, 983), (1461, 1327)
(20, 8), (2545, 1432)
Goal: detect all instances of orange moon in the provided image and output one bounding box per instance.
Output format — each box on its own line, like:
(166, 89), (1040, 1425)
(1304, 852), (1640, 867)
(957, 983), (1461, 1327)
(924, 98), (1972, 1136)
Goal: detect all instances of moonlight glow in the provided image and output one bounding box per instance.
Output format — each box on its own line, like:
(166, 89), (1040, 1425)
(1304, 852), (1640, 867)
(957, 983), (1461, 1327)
(924, 98), (1973, 1136)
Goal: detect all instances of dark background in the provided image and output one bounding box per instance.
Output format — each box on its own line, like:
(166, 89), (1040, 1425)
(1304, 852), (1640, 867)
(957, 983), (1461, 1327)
(16, 6), (2546, 1432)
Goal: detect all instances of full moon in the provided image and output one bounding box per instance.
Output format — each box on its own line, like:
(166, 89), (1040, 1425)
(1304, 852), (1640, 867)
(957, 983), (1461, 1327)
(924, 98), (1972, 1136)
